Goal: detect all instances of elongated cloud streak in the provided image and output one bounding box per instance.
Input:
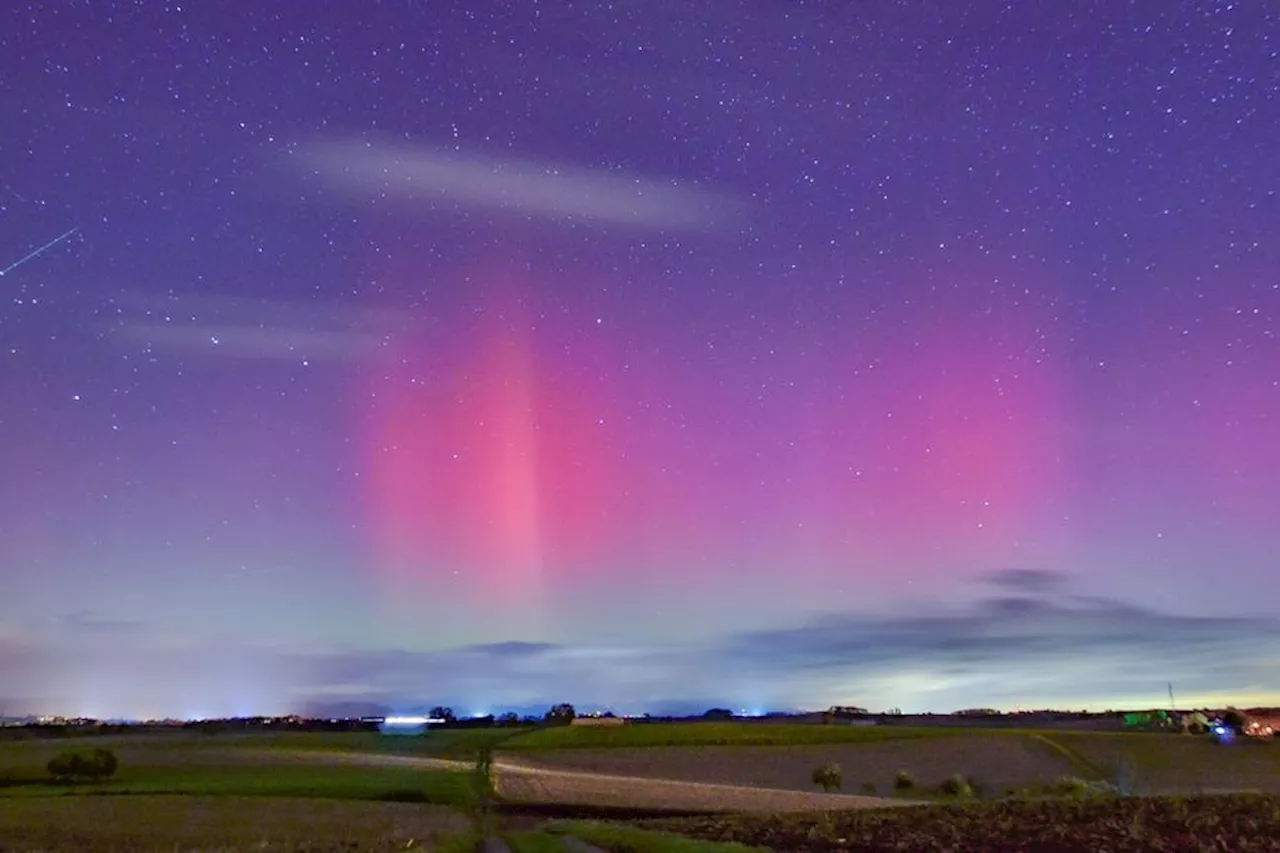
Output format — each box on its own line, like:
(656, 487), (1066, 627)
(290, 138), (746, 230)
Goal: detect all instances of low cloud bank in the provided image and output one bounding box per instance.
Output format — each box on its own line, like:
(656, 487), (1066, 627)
(4, 572), (1277, 718)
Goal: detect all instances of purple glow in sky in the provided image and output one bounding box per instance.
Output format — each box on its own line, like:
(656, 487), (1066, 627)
(1, 1), (1278, 719)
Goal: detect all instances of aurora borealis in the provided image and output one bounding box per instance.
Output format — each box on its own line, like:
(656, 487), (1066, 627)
(1, 1), (1277, 719)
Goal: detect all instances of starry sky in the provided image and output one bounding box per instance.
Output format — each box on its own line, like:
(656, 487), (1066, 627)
(2, 1), (1278, 720)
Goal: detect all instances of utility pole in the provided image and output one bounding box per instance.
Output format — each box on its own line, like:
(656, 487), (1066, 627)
(1168, 682), (1176, 710)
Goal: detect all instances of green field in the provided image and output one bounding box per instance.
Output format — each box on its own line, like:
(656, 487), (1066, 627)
(1048, 730), (1280, 793)
(500, 722), (953, 750)
(0, 795), (472, 851)
(249, 727), (531, 759)
(1, 727), (527, 757)
(0, 732), (475, 804)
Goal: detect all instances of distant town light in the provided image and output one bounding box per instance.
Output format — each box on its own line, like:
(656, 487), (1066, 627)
(384, 715), (447, 725)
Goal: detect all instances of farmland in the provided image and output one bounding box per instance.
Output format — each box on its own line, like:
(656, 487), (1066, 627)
(496, 721), (1280, 798)
(0, 732), (475, 803)
(0, 726), (527, 761)
(497, 733), (1081, 799)
(499, 722), (952, 751)
(0, 795), (471, 852)
(645, 793), (1280, 852)
(2, 722), (1279, 850)
(1049, 730), (1280, 794)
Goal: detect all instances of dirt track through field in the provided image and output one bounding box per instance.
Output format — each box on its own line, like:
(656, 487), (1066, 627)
(272, 750), (922, 812)
(492, 760), (925, 812)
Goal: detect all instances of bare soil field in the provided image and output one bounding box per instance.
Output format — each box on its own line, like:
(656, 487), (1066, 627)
(1053, 732), (1280, 794)
(497, 732), (1081, 797)
(650, 794), (1280, 853)
(494, 763), (924, 813)
(0, 795), (470, 851)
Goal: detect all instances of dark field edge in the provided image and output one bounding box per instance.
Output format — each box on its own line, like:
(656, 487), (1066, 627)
(14, 789), (468, 803)
(635, 792), (1280, 837)
(0, 785), (473, 806)
(495, 801), (725, 821)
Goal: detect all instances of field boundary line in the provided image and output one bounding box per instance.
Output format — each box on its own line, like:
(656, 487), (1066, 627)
(1027, 734), (1105, 780)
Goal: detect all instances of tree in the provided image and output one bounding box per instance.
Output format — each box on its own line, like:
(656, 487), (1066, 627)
(81, 748), (118, 781)
(497, 712), (520, 726)
(1224, 708), (1248, 733)
(47, 752), (78, 782)
(811, 761), (842, 792)
(703, 708), (733, 720)
(429, 706), (456, 724)
(545, 703), (576, 724)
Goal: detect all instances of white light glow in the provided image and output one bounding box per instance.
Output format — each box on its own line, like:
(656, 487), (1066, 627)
(384, 715), (446, 725)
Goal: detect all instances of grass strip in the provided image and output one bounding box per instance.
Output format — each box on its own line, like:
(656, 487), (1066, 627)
(547, 820), (770, 853)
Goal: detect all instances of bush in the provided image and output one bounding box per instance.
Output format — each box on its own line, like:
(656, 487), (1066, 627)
(1054, 775), (1089, 798)
(1084, 779), (1122, 797)
(46, 748), (117, 783)
(82, 748), (118, 781)
(1048, 775), (1121, 799)
(811, 761), (842, 792)
(939, 773), (973, 798)
(46, 753), (78, 782)
(893, 769), (916, 791)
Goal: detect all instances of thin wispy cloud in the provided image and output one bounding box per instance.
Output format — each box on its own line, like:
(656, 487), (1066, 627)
(112, 323), (388, 362)
(981, 567), (1065, 596)
(289, 137), (747, 231)
(104, 291), (414, 363)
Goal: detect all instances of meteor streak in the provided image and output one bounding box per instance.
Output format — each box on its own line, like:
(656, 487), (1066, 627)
(0, 227), (80, 277)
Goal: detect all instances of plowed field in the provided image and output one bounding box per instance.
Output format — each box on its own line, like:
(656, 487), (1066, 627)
(647, 793), (1280, 852)
(498, 733), (1081, 797)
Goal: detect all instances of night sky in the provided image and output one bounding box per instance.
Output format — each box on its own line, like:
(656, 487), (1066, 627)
(2, 2), (1278, 720)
